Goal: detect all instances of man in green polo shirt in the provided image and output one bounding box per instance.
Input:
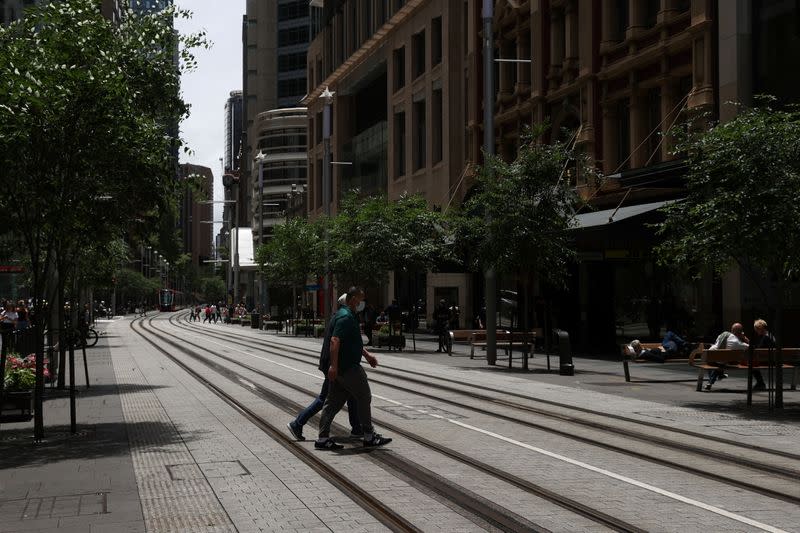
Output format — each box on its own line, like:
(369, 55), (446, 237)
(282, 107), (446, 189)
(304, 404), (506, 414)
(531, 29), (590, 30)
(315, 286), (392, 450)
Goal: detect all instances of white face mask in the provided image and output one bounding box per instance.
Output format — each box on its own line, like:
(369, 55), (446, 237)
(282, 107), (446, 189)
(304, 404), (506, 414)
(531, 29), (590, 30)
(356, 301), (365, 313)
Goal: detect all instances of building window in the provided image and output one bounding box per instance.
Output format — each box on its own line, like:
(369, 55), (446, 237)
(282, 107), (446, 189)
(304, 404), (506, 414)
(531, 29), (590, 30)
(278, 1), (309, 22)
(432, 89), (443, 164)
(278, 52), (307, 73)
(645, 88), (661, 164)
(413, 100), (426, 170)
(393, 46), (406, 91)
(615, 98), (630, 170)
(644, 0), (660, 28)
(412, 30), (426, 79)
(612, 0), (629, 40)
(394, 111), (406, 178)
(431, 16), (442, 66)
(754, 0), (800, 105)
(316, 158), (323, 208)
(278, 26), (309, 47)
(278, 78), (307, 98)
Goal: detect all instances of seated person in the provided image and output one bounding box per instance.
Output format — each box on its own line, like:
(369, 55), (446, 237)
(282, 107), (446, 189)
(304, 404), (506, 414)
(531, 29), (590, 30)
(706, 322), (749, 390)
(662, 329), (689, 357)
(375, 311), (388, 325)
(625, 339), (667, 363)
(748, 318), (772, 391)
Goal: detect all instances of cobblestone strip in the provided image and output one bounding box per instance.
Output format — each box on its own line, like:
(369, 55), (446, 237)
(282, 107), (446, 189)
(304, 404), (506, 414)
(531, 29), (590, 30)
(110, 322), (237, 533)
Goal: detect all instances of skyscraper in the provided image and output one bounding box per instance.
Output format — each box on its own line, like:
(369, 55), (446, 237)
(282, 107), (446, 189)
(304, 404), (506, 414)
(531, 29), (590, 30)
(224, 91), (243, 173)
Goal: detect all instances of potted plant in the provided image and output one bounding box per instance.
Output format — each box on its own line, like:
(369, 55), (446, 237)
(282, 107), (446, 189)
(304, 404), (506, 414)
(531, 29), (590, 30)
(2, 353), (48, 420)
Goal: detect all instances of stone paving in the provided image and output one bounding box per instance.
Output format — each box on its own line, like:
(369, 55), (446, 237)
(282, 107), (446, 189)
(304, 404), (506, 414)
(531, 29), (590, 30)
(1, 314), (798, 532)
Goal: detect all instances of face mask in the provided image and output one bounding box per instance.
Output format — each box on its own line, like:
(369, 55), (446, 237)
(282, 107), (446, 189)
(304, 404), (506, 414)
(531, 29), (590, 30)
(356, 301), (365, 313)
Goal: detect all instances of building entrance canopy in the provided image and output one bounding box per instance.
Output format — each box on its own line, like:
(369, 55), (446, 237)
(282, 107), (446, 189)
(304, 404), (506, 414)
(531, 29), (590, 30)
(572, 200), (677, 229)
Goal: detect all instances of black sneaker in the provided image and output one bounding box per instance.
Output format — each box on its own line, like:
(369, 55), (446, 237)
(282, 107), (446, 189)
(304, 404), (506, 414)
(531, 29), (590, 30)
(287, 421), (304, 441)
(363, 434), (392, 447)
(314, 439), (343, 450)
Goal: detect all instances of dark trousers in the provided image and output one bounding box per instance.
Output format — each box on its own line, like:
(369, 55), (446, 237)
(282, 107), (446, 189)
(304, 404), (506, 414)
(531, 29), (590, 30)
(365, 323), (374, 345)
(318, 365), (373, 440)
(294, 377), (360, 431)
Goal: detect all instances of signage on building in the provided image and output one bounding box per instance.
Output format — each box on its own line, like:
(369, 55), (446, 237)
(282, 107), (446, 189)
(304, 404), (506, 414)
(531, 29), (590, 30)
(0, 265), (25, 273)
(305, 284), (321, 291)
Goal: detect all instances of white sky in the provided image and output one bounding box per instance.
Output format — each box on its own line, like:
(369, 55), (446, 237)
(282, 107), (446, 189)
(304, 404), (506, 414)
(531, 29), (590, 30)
(175, 0), (246, 238)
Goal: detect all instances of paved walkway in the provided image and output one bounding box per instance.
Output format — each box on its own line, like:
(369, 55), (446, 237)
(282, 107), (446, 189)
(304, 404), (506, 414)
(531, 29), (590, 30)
(1, 315), (797, 532)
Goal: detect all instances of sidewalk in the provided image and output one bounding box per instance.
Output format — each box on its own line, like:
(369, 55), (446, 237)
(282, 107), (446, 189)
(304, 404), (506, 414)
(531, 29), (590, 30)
(0, 329), (146, 532)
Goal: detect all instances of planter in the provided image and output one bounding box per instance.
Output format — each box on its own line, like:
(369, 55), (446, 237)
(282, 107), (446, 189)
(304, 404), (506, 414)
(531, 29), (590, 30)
(1, 390), (34, 421)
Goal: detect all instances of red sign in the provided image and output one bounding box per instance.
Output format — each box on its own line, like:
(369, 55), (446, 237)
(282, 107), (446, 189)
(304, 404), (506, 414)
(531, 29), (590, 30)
(0, 265), (25, 273)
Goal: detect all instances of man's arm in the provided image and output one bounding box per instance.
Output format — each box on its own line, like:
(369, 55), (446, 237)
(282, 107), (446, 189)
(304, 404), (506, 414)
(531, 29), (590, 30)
(362, 347), (378, 368)
(328, 337), (340, 381)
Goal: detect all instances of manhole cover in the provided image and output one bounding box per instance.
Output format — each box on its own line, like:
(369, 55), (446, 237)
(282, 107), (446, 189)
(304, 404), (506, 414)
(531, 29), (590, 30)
(0, 492), (107, 521)
(377, 405), (466, 420)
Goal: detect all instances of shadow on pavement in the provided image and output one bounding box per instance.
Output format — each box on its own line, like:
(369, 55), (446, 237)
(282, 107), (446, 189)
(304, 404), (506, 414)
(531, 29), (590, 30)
(0, 421), (207, 469)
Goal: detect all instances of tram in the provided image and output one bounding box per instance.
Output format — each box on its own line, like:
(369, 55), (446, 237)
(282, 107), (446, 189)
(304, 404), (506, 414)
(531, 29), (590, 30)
(158, 288), (185, 312)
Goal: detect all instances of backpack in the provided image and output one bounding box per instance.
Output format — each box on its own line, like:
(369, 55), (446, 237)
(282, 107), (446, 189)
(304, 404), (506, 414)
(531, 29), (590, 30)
(318, 313), (343, 372)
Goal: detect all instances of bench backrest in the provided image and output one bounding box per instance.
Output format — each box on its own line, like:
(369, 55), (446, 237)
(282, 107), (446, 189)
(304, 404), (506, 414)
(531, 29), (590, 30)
(697, 348), (800, 365)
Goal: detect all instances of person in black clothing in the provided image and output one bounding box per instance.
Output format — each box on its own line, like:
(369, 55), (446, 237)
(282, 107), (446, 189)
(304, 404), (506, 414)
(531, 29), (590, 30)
(749, 318), (772, 391)
(434, 299), (450, 352)
(362, 300), (376, 346)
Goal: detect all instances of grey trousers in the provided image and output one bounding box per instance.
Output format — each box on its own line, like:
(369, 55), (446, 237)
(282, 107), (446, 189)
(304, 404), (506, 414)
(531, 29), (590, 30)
(317, 365), (373, 439)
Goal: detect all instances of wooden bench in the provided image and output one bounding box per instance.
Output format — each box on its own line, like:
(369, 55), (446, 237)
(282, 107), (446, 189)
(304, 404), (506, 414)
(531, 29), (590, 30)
(261, 321), (283, 332)
(470, 331), (535, 359)
(690, 348), (800, 391)
(620, 343), (701, 382)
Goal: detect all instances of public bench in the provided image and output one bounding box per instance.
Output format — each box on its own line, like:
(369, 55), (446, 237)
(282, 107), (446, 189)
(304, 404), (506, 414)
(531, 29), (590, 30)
(446, 329), (481, 356)
(689, 348), (800, 391)
(261, 321), (283, 332)
(620, 343), (698, 382)
(470, 331), (535, 359)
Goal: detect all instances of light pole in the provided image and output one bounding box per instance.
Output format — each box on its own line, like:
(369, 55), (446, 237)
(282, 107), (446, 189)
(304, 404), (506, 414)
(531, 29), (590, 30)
(322, 86), (334, 322)
(255, 152), (269, 315)
(483, 0), (498, 365)
(222, 173), (240, 304)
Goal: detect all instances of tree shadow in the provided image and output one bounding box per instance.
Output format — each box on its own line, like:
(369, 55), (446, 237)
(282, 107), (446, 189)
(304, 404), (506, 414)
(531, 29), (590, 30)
(0, 421), (208, 469)
(677, 400), (800, 421)
(43, 383), (169, 399)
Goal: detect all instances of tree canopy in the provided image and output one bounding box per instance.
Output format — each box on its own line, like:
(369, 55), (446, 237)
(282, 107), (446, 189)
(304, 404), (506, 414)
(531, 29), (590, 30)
(455, 125), (583, 288)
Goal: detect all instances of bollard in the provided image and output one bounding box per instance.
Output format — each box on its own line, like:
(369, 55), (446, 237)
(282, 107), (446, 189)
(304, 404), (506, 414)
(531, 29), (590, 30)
(553, 329), (574, 376)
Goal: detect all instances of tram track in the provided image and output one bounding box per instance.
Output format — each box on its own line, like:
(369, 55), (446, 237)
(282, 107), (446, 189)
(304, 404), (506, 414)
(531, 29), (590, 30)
(134, 315), (647, 532)
(168, 312), (800, 506)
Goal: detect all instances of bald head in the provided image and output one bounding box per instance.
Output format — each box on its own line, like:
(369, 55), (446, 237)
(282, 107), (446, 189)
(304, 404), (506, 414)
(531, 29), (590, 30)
(731, 323), (744, 335)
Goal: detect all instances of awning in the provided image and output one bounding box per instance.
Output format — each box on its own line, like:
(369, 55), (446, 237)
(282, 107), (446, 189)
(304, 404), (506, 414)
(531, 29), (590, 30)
(573, 200), (675, 229)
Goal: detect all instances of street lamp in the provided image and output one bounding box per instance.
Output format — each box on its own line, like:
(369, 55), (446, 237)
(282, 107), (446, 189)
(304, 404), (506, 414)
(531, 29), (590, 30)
(483, 0), (498, 365)
(255, 151), (270, 314)
(322, 86), (334, 322)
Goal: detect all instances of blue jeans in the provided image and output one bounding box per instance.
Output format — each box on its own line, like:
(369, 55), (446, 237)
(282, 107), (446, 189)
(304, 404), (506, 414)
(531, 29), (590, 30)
(294, 377), (361, 432)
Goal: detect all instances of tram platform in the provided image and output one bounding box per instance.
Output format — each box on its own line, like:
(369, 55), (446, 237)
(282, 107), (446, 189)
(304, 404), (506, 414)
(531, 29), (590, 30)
(1, 314), (797, 532)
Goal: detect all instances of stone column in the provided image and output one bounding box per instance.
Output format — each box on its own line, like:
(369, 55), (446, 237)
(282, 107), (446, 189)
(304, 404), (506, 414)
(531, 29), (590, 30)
(602, 102), (618, 175)
(548, 8), (564, 88)
(629, 89), (647, 168)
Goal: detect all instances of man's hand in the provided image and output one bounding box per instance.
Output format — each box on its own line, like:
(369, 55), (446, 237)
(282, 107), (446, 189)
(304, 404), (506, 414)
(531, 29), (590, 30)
(327, 365), (338, 382)
(364, 352), (378, 368)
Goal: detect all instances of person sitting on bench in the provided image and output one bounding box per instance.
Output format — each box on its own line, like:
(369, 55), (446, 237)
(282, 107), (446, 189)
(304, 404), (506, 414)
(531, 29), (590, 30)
(748, 319), (772, 392)
(706, 322), (749, 390)
(626, 339), (668, 363)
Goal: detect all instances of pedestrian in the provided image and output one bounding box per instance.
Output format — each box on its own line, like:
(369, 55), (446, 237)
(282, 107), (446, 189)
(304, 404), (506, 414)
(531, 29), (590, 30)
(216, 301), (223, 323)
(15, 300), (29, 330)
(203, 304), (211, 323)
(210, 303), (218, 324)
(363, 299), (376, 346)
(0, 299), (17, 334)
(315, 286), (391, 450)
(288, 294), (362, 441)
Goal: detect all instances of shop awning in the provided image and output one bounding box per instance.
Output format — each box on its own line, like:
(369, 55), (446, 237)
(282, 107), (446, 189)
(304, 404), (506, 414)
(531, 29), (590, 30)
(573, 200), (675, 229)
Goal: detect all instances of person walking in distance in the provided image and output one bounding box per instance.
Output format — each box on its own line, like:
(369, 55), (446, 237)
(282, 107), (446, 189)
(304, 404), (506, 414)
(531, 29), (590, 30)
(315, 287), (391, 450)
(287, 294), (361, 441)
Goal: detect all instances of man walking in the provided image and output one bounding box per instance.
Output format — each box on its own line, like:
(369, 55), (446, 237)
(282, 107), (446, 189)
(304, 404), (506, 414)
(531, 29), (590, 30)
(315, 287), (391, 450)
(287, 294), (361, 441)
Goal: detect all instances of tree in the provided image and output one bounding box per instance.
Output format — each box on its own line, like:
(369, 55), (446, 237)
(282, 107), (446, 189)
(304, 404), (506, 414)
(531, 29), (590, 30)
(656, 98), (800, 408)
(452, 125), (584, 344)
(0, 0), (207, 437)
(255, 217), (324, 289)
(329, 192), (452, 290)
(199, 277), (226, 303)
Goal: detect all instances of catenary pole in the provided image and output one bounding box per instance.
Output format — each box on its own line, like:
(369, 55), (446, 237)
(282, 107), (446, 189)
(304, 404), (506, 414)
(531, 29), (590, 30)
(322, 87), (334, 322)
(483, 0), (497, 365)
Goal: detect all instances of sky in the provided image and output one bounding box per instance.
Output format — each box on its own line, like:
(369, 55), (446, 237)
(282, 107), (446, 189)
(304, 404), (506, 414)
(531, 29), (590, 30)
(174, 0), (246, 239)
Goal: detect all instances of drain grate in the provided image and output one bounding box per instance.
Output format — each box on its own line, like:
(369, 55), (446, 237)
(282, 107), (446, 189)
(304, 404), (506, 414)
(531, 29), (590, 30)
(377, 404), (466, 420)
(0, 492), (108, 521)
